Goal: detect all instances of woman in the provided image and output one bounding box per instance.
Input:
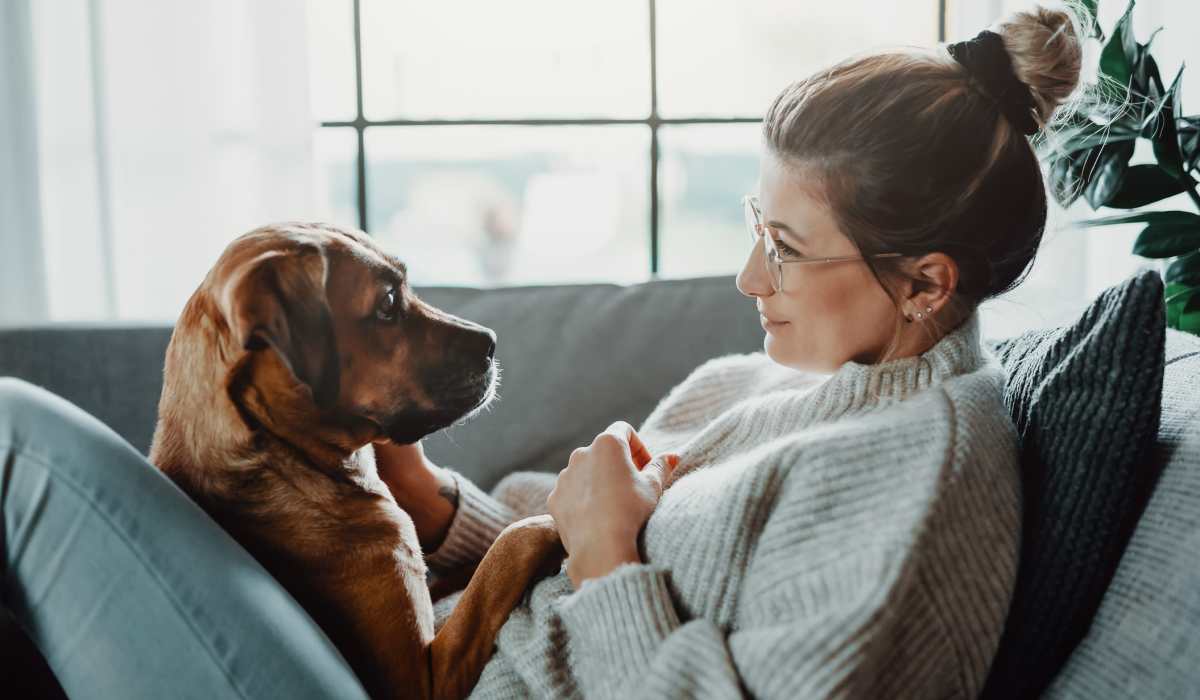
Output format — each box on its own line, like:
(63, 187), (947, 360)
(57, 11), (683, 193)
(0, 5), (1083, 699)
(377, 6), (1083, 698)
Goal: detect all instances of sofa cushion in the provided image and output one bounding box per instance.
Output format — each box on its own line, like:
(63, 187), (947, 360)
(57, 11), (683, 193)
(1044, 329), (1200, 699)
(981, 269), (1167, 699)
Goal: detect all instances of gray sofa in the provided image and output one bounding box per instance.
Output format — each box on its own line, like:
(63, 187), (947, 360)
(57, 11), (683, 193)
(1, 275), (1198, 698)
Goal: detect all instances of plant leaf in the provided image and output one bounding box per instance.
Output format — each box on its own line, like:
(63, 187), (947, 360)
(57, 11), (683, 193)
(1184, 127), (1200, 173)
(1099, 1), (1138, 90)
(1187, 289), (1200, 314)
(1079, 0), (1104, 40)
(1167, 283), (1184, 328)
(1132, 223), (1200, 258)
(1085, 139), (1137, 208)
(1137, 38), (1167, 97)
(1055, 125), (1139, 154)
(1075, 210), (1200, 227)
(1146, 66), (1186, 177)
(1105, 164), (1191, 208)
(1050, 146), (1103, 207)
(1166, 250), (1200, 286)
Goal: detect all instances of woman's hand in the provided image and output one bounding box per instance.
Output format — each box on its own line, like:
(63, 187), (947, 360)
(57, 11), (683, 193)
(373, 439), (459, 552)
(547, 422), (679, 589)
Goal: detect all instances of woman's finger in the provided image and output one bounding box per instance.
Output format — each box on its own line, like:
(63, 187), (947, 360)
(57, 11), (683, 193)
(603, 421), (652, 468)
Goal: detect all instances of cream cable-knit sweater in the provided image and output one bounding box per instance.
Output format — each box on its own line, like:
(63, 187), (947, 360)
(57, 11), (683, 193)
(426, 313), (1020, 699)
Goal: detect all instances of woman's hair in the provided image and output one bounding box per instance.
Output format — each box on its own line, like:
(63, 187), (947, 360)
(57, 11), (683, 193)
(761, 3), (1085, 336)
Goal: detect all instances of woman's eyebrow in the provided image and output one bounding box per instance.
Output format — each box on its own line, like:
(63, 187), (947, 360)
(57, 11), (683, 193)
(766, 219), (806, 243)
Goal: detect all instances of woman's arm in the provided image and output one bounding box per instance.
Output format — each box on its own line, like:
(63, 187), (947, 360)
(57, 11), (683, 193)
(555, 558), (932, 699)
(373, 440), (457, 550)
(373, 441), (522, 572)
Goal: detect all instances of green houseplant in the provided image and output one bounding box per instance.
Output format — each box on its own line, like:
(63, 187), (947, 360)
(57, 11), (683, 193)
(1045, 0), (1200, 334)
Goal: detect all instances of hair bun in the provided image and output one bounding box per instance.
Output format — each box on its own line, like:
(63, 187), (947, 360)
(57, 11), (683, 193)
(995, 5), (1084, 127)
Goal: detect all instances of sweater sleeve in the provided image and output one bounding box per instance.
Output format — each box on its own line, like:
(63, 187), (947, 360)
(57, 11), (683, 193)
(423, 469), (520, 573)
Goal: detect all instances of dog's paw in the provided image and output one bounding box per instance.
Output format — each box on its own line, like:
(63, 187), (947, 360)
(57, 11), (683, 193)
(498, 514), (565, 562)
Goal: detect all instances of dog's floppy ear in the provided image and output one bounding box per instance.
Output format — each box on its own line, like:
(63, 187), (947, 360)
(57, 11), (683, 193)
(221, 246), (341, 410)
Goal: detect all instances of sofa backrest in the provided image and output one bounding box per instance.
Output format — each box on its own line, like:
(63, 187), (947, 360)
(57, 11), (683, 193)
(0, 276), (763, 490)
(0, 324), (172, 456)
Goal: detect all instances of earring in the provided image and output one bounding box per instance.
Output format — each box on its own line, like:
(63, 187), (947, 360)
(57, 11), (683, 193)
(925, 306), (933, 314)
(916, 312), (924, 320)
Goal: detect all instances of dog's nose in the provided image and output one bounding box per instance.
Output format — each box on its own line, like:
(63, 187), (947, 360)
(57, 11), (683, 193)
(464, 326), (497, 362)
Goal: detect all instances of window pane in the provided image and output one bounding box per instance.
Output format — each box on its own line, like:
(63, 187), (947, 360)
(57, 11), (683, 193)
(360, 0), (650, 120)
(659, 124), (761, 278)
(366, 125), (649, 286)
(306, 0), (357, 122)
(657, 0), (940, 117)
(313, 128), (359, 230)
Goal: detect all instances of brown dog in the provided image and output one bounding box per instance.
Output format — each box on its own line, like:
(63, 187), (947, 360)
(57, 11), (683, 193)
(148, 222), (563, 699)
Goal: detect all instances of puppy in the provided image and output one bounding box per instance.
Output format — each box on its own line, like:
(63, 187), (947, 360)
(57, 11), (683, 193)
(149, 222), (563, 699)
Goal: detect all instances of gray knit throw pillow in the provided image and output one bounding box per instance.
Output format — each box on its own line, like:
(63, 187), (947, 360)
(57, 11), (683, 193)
(981, 269), (1166, 700)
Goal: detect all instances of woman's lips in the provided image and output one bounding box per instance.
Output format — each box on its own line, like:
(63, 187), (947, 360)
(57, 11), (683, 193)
(759, 313), (789, 331)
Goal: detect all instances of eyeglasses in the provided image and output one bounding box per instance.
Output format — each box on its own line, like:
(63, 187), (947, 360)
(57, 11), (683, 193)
(742, 195), (904, 292)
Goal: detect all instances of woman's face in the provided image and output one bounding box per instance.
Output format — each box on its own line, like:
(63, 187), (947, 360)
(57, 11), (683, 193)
(736, 152), (901, 372)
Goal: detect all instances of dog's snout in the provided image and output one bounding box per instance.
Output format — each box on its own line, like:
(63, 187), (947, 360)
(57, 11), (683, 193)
(476, 328), (497, 361)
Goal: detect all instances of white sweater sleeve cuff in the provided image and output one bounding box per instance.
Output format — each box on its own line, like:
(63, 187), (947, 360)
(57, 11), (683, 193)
(557, 562), (682, 686)
(424, 469), (519, 572)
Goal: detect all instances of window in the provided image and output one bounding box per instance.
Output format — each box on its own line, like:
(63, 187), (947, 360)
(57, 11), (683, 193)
(309, 0), (944, 287)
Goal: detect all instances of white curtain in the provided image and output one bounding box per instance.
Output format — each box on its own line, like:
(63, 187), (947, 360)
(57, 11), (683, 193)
(1, 0), (49, 324)
(2, 0), (317, 325)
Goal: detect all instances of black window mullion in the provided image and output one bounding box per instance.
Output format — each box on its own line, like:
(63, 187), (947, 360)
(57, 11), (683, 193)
(649, 0), (659, 276)
(353, 0), (368, 233)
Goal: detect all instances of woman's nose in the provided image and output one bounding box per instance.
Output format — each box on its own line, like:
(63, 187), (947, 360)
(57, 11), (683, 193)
(736, 240), (773, 299)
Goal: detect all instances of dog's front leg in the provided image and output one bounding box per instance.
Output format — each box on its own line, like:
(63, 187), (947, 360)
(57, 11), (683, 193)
(425, 514), (564, 700)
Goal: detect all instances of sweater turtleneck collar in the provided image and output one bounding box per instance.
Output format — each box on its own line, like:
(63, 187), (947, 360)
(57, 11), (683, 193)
(819, 311), (986, 407)
(647, 312), (992, 485)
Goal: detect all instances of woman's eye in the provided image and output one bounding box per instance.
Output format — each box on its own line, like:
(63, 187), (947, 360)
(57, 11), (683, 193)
(774, 239), (803, 259)
(376, 289), (400, 321)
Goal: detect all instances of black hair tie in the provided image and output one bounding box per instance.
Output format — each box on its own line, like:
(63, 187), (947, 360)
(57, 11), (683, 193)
(947, 30), (1039, 136)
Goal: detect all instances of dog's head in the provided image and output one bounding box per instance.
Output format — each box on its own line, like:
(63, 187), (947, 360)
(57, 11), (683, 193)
(163, 222), (497, 462)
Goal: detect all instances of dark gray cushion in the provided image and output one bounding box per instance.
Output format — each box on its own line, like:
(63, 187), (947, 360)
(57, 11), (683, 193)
(1045, 329), (1200, 699)
(981, 269), (1167, 699)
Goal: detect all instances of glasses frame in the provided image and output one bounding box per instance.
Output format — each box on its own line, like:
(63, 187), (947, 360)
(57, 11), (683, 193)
(742, 195), (904, 292)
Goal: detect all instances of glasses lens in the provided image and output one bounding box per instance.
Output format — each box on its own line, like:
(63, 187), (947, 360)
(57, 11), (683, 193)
(768, 247), (782, 292)
(743, 197), (782, 291)
(743, 197), (760, 245)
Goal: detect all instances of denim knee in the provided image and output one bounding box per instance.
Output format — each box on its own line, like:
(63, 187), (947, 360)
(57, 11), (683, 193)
(0, 377), (56, 445)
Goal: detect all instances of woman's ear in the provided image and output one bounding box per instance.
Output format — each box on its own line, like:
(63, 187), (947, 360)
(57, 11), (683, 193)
(901, 252), (958, 318)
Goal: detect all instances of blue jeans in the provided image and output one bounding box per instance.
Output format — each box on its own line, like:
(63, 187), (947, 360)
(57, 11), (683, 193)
(0, 378), (369, 699)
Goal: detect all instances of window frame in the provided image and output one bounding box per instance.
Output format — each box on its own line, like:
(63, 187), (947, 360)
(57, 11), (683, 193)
(319, 0), (947, 276)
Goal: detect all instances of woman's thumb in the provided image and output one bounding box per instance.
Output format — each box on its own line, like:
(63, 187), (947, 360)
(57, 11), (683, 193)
(642, 453), (681, 494)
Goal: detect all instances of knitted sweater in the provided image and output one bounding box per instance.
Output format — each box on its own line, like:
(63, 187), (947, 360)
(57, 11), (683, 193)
(426, 313), (1021, 699)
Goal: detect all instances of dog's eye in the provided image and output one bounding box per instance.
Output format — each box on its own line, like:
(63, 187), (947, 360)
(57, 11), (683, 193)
(376, 289), (400, 322)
